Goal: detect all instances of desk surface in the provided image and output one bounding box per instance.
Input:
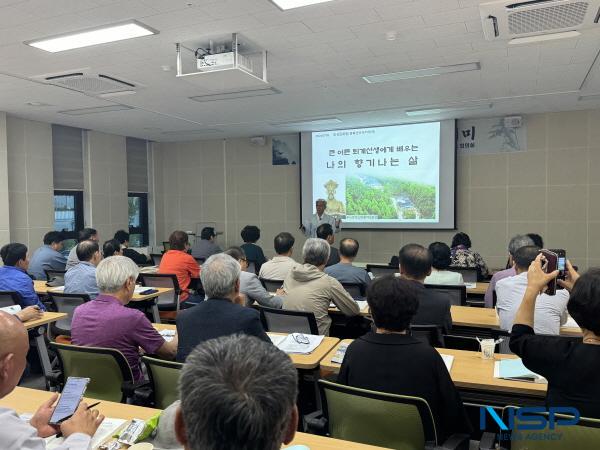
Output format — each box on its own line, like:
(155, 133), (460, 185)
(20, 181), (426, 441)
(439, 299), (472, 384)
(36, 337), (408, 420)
(33, 280), (173, 302)
(468, 282), (489, 296)
(320, 340), (547, 397)
(451, 305), (582, 336)
(2, 387), (389, 450)
(23, 312), (67, 330)
(153, 324), (339, 370)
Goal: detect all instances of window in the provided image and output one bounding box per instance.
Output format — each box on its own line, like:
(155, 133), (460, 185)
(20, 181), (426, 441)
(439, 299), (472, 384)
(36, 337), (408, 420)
(128, 193), (149, 246)
(54, 190), (84, 246)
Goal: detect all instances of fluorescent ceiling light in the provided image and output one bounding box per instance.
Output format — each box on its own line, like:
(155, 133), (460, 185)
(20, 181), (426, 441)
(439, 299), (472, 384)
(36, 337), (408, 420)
(272, 117), (342, 127)
(509, 31), (580, 45)
(26, 21), (157, 53)
(269, 0), (334, 10)
(189, 87), (280, 102)
(161, 129), (223, 135)
(363, 62), (480, 84)
(59, 105), (133, 115)
(406, 103), (492, 117)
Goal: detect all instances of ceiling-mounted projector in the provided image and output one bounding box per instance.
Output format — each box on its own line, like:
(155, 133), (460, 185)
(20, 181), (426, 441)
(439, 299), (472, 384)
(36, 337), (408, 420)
(197, 52), (253, 74)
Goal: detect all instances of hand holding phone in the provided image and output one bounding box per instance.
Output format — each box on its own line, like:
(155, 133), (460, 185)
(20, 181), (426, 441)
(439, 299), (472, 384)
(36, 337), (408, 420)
(49, 377), (90, 425)
(557, 259), (580, 292)
(539, 250), (560, 295)
(59, 402), (104, 438)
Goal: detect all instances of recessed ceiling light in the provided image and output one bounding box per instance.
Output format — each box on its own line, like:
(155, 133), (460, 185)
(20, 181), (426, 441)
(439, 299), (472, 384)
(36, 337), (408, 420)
(272, 117), (342, 126)
(363, 62), (480, 83)
(58, 105), (133, 115)
(25, 101), (52, 107)
(405, 103), (492, 117)
(25, 20), (157, 53)
(385, 31), (398, 41)
(269, 0), (334, 11)
(189, 87), (280, 102)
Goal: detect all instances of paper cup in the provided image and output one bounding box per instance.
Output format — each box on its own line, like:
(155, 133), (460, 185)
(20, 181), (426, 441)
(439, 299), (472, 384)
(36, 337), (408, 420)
(480, 339), (496, 360)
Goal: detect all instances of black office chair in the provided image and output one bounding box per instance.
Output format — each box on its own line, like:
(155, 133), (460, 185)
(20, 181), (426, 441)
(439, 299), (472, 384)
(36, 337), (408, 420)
(409, 324), (445, 347)
(138, 273), (181, 313)
(260, 278), (284, 292)
(162, 241), (171, 252)
(448, 267), (478, 284)
(366, 264), (398, 278)
(424, 284), (467, 306)
(150, 253), (163, 266)
(44, 269), (67, 286)
(341, 282), (366, 300)
(47, 292), (91, 337)
(0, 291), (20, 308)
(259, 307), (319, 335)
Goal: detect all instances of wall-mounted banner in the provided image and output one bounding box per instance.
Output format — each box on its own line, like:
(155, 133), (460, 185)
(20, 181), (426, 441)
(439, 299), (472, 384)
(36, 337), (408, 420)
(457, 117), (527, 154)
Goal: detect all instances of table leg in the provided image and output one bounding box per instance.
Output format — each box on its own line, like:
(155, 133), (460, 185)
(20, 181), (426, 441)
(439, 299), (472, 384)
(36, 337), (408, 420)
(33, 327), (54, 390)
(151, 300), (161, 324)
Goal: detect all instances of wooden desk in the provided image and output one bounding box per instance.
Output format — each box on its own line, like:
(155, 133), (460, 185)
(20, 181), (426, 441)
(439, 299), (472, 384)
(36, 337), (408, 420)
(451, 305), (582, 337)
(23, 312), (67, 330)
(467, 282), (489, 296)
(320, 340), (547, 398)
(152, 324), (339, 370)
(2, 387), (389, 450)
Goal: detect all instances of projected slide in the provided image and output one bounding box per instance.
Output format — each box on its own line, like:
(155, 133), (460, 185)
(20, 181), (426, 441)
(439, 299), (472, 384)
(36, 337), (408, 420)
(311, 122), (441, 224)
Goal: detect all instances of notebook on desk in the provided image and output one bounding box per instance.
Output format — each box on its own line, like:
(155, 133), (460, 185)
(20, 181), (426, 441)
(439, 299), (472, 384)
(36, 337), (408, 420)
(494, 358), (547, 384)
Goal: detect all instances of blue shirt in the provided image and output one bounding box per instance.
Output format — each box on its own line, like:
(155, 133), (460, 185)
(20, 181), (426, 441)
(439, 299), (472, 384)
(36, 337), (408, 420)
(325, 262), (371, 287)
(64, 262), (99, 299)
(0, 266), (46, 310)
(28, 245), (67, 280)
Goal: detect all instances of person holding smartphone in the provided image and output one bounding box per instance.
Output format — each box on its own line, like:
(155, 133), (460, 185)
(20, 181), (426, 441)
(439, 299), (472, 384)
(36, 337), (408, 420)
(0, 311), (104, 450)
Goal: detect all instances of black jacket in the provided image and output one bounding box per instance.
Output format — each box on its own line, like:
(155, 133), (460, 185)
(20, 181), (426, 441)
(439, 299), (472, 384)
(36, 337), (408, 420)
(326, 247), (341, 267)
(123, 248), (150, 265)
(176, 298), (270, 362)
(411, 281), (453, 333)
(338, 332), (471, 441)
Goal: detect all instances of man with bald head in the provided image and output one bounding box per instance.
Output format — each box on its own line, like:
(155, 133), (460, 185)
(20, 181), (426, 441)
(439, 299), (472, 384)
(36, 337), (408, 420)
(0, 312), (103, 449)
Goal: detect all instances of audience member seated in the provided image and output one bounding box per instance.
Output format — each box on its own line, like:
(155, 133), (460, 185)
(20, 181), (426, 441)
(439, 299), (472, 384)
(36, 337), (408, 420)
(316, 223), (340, 267)
(102, 239), (122, 258)
(324, 238), (370, 291)
(450, 232), (490, 279)
(223, 247), (283, 309)
(158, 231), (201, 305)
(114, 230), (150, 264)
(485, 234), (534, 307)
(338, 276), (471, 442)
(0, 312), (104, 450)
(72, 256), (177, 381)
(64, 241), (101, 299)
(190, 227), (221, 261)
(424, 242), (464, 286)
(28, 231), (67, 280)
(0, 243), (46, 310)
(497, 246), (568, 335)
(399, 244), (452, 333)
(175, 335), (298, 450)
(282, 238), (359, 335)
(240, 225), (267, 273)
(510, 256), (600, 418)
(259, 232), (297, 280)
(66, 228), (98, 270)
(176, 254), (269, 362)
(527, 233), (544, 248)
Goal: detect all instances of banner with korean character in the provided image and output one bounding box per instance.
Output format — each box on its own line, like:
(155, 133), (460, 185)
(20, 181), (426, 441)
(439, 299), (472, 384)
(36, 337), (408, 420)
(457, 117), (527, 154)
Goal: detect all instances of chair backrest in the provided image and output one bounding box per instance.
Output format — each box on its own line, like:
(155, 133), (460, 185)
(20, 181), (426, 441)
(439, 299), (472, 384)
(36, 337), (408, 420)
(162, 241), (171, 252)
(45, 269), (67, 285)
(341, 282), (366, 300)
(443, 334), (480, 351)
(319, 379), (437, 450)
(410, 324), (445, 347)
(150, 253), (163, 266)
(424, 284), (467, 306)
(448, 267), (478, 284)
(259, 278), (284, 293)
(503, 406), (600, 450)
(50, 342), (133, 403)
(491, 329), (512, 354)
(366, 264), (398, 278)
(139, 273), (180, 309)
(0, 291), (20, 308)
(259, 307), (319, 335)
(492, 289), (498, 308)
(142, 356), (183, 409)
(48, 293), (91, 336)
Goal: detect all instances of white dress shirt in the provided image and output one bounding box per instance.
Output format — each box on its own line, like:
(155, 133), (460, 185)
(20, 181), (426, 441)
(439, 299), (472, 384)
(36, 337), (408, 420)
(424, 269), (464, 286)
(0, 407), (91, 450)
(496, 272), (569, 335)
(258, 256), (297, 281)
(303, 213), (341, 238)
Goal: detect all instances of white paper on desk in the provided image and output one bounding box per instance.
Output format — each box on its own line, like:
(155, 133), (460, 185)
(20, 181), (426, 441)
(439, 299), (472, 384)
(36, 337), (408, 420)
(356, 300), (368, 311)
(564, 316), (579, 328)
(277, 333), (324, 354)
(48, 286), (65, 293)
(441, 354), (454, 372)
(159, 329), (176, 342)
(464, 282), (477, 289)
(44, 418), (127, 449)
(0, 305), (21, 315)
(134, 286), (149, 294)
(268, 334), (287, 347)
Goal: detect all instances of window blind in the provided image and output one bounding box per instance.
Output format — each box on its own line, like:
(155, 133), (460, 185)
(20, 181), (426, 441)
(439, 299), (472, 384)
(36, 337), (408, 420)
(126, 137), (148, 193)
(52, 125), (84, 190)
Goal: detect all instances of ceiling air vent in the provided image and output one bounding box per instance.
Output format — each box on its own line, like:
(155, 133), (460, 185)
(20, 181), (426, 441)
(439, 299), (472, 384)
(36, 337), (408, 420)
(32, 69), (140, 95)
(480, 0), (600, 41)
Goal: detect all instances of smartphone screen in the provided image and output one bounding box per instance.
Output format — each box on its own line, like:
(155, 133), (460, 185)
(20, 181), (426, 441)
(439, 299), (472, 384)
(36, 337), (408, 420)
(540, 249), (558, 296)
(49, 377), (90, 425)
(551, 249), (567, 281)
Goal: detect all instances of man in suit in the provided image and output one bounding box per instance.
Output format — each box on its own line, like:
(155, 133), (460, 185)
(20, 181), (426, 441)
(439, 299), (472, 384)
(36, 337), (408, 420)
(398, 244), (452, 333)
(176, 253), (270, 362)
